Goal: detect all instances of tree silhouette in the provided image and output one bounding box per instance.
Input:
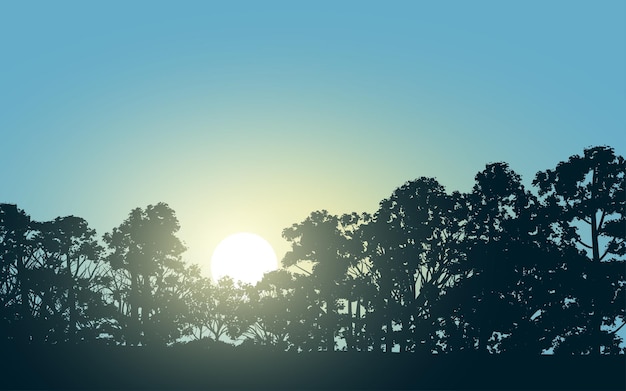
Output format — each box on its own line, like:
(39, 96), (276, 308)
(180, 264), (213, 341)
(363, 177), (466, 352)
(338, 212), (377, 351)
(533, 145), (625, 354)
(0, 205), (113, 345)
(184, 274), (247, 345)
(236, 270), (294, 350)
(36, 216), (112, 344)
(283, 211), (343, 351)
(1, 144), (624, 383)
(275, 271), (327, 351)
(103, 203), (187, 346)
(0, 204), (39, 343)
(283, 210), (370, 351)
(435, 163), (553, 353)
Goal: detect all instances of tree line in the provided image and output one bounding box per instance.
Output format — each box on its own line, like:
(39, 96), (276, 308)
(1, 145), (624, 354)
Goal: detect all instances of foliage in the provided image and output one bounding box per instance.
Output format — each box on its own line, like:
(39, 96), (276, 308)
(103, 202), (187, 346)
(0, 205), (113, 344)
(0, 145), (623, 355)
(363, 177), (466, 352)
(533, 146), (625, 354)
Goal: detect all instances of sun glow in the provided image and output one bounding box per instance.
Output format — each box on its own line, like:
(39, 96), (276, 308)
(210, 232), (278, 284)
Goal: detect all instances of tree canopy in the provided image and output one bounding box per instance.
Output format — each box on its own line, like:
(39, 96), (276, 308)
(0, 146), (623, 356)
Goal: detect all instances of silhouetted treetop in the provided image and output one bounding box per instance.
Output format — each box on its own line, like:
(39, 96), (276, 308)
(0, 145), (623, 360)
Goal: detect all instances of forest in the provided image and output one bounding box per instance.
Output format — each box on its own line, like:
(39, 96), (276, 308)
(1, 145), (624, 389)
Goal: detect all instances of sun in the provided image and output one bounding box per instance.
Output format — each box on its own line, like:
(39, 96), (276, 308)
(210, 232), (278, 284)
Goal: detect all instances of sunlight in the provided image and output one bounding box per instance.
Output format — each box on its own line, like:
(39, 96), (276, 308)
(210, 232), (278, 284)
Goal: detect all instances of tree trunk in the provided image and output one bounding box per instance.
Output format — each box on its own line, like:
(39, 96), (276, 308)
(326, 295), (334, 352)
(590, 167), (602, 355)
(385, 312), (393, 353)
(67, 258), (77, 344)
(129, 272), (139, 345)
(347, 298), (354, 351)
(356, 298), (362, 351)
(590, 209), (602, 355)
(17, 250), (32, 343)
(142, 276), (152, 345)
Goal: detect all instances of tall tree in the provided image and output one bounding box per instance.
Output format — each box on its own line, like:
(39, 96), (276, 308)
(339, 212), (377, 352)
(237, 270), (294, 351)
(103, 203), (187, 346)
(283, 210), (369, 351)
(364, 177), (466, 352)
(184, 274), (247, 345)
(1, 206), (113, 344)
(533, 146), (625, 354)
(439, 163), (552, 353)
(36, 216), (112, 344)
(0, 204), (39, 343)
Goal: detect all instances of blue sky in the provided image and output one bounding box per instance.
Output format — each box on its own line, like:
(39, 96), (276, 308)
(1, 0), (624, 274)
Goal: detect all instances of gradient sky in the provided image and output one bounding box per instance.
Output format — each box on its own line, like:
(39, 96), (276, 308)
(1, 1), (624, 277)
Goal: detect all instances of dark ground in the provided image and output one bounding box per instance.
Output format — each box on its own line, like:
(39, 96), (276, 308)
(1, 345), (624, 390)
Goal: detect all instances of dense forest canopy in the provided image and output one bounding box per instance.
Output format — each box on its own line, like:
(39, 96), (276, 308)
(1, 145), (624, 354)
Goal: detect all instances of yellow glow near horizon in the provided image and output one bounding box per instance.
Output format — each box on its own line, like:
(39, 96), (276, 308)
(210, 232), (278, 284)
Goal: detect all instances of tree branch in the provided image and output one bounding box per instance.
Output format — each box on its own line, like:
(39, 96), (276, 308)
(575, 237), (593, 249)
(600, 246), (611, 261)
(609, 321), (625, 335)
(291, 264), (312, 276)
(597, 210), (607, 233)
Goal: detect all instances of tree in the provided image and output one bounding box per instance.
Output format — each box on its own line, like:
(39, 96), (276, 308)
(283, 210), (370, 351)
(103, 203), (187, 346)
(339, 213), (378, 352)
(533, 146), (625, 354)
(1, 205), (113, 345)
(363, 177), (466, 352)
(437, 163), (557, 353)
(184, 273), (247, 345)
(36, 216), (113, 344)
(0, 204), (39, 343)
(236, 270), (294, 350)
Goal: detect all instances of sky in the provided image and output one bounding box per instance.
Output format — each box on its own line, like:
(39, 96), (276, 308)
(1, 0), (624, 278)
